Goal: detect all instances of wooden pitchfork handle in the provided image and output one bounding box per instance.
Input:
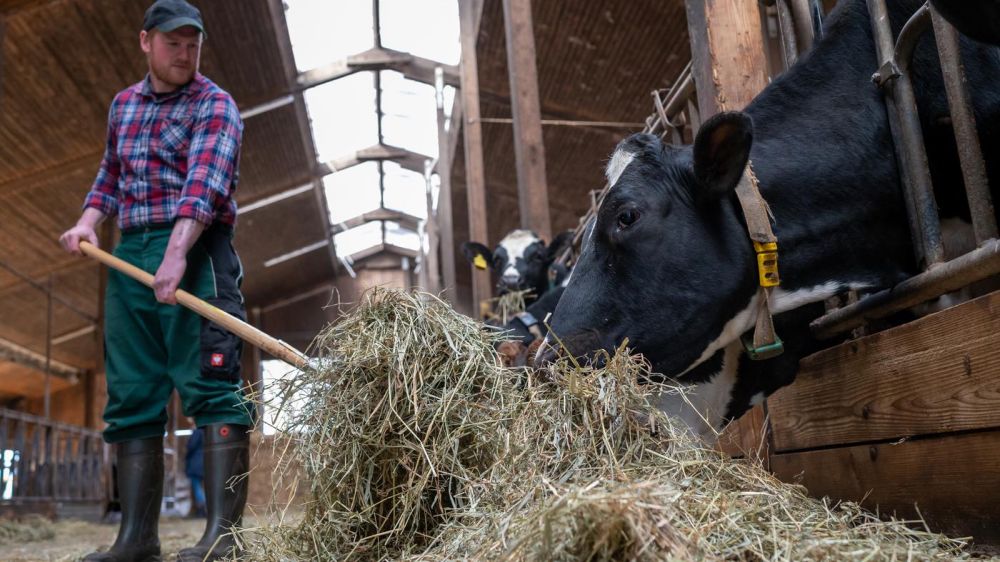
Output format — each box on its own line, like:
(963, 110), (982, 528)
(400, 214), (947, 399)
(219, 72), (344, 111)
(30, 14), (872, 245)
(79, 240), (311, 371)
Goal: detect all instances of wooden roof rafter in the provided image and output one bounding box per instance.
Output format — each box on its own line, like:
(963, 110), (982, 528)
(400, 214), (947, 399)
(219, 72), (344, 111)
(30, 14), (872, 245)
(297, 46), (461, 92)
(332, 208), (422, 234)
(317, 143), (432, 176)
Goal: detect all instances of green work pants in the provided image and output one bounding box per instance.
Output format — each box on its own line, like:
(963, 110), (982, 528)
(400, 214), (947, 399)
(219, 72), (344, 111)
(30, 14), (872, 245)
(102, 224), (252, 443)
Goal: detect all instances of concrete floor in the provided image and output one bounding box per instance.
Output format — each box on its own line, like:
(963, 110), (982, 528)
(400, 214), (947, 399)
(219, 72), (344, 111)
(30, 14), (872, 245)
(0, 516), (206, 562)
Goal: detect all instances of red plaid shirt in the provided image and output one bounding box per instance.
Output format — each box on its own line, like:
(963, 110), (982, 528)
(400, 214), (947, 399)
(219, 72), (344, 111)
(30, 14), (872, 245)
(84, 73), (243, 229)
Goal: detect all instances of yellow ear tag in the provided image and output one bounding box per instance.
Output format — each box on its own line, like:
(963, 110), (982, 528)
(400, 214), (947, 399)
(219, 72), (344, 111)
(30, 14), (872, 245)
(473, 254), (488, 270)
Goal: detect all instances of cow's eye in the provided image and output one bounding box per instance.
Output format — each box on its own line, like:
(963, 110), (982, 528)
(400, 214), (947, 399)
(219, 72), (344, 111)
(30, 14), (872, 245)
(617, 209), (640, 229)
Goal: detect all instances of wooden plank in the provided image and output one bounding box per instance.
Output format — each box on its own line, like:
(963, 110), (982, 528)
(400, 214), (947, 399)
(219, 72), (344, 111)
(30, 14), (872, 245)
(769, 290), (1000, 452)
(684, 0), (771, 117)
(771, 430), (1000, 544)
(717, 404), (770, 467)
(0, 336), (83, 381)
(458, 0), (492, 313)
(684, 0), (772, 451)
(502, 0), (551, 242)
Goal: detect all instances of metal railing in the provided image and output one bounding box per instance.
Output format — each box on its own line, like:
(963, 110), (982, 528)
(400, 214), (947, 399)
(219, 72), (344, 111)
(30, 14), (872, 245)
(811, 0), (1000, 337)
(0, 408), (107, 503)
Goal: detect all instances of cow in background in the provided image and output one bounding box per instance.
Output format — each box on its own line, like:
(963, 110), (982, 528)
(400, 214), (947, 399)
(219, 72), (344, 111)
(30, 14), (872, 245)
(462, 229), (573, 305)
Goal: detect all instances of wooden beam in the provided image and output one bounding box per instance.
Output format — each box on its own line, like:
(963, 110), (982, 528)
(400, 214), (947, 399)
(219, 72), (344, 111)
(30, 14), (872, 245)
(435, 71), (457, 299)
(0, 16), (4, 101)
(0, 336), (83, 381)
(459, 0), (491, 315)
(768, 290), (1000, 452)
(683, 0), (772, 454)
(771, 430), (1000, 544)
(317, 143), (431, 176)
(502, 0), (551, 241)
(684, 0), (770, 117)
(331, 208), (421, 234)
(297, 47), (461, 92)
(267, 0), (338, 275)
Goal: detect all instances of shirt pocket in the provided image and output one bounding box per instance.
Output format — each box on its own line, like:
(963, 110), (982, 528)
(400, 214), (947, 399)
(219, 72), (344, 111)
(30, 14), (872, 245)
(157, 115), (193, 157)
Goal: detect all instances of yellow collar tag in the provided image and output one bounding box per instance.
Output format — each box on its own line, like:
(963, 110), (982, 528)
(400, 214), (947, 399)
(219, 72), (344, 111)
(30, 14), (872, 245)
(473, 254), (488, 270)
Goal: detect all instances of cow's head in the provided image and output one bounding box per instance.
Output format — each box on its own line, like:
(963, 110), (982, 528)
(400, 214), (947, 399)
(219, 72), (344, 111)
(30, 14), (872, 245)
(541, 112), (760, 378)
(462, 229), (574, 297)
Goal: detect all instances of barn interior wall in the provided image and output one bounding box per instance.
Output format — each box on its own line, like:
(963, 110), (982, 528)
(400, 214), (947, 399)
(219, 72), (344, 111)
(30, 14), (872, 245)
(23, 383), (87, 426)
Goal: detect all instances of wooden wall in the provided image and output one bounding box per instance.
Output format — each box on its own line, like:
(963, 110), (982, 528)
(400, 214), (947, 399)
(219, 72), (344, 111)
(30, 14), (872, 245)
(736, 290), (1000, 545)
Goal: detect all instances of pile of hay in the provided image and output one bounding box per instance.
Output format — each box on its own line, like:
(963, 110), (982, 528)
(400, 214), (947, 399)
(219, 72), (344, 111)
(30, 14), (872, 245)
(242, 289), (972, 561)
(0, 514), (56, 545)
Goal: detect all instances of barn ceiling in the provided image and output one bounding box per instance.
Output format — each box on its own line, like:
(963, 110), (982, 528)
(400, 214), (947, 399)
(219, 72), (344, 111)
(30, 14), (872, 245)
(0, 0), (693, 400)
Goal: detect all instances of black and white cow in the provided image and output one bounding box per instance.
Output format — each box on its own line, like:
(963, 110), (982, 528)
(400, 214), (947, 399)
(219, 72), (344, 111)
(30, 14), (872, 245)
(462, 229), (573, 302)
(537, 0), (1000, 441)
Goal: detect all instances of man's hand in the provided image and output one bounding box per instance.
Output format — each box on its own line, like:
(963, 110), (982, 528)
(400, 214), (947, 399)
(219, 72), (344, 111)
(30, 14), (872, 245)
(154, 218), (205, 305)
(59, 208), (106, 256)
(59, 225), (99, 256)
(154, 251), (187, 304)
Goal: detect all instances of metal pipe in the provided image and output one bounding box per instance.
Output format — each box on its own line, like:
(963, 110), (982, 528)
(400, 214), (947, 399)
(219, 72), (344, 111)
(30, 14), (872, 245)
(869, 0), (944, 268)
(811, 238), (1000, 338)
(776, 0), (799, 67)
(893, 2), (932, 74)
(930, 6), (998, 245)
(789, 0), (815, 53)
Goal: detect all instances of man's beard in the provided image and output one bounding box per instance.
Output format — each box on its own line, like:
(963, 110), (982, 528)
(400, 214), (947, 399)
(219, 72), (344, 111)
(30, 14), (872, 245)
(151, 61), (195, 90)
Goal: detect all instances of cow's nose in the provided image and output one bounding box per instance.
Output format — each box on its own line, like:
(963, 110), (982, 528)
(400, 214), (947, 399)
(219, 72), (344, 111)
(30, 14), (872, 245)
(533, 338), (558, 368)
(501, 272), (521, 287)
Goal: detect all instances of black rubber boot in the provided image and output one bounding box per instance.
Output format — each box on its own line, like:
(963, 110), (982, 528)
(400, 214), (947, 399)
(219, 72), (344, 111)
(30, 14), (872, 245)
(177, 424), (249, 562)
(84, 437), (163, 562)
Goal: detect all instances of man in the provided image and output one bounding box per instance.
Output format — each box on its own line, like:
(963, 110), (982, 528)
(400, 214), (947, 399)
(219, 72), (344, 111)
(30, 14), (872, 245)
(59, 1), (251, 560)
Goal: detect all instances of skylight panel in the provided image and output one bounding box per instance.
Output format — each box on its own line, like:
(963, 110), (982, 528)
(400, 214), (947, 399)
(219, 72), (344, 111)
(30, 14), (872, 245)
(382, 161), (428, 220)
(334, 221), (383, 257)
(305, 72), (379, 162)
(284, 0), (375, 72)
(380, 0), (460, 65)
(324, 162), (381, 225)
(380, 71), (439, 158)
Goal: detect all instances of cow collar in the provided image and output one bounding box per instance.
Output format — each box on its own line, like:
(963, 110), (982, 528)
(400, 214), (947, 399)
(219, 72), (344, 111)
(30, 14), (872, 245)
(734, 160), (784, 360)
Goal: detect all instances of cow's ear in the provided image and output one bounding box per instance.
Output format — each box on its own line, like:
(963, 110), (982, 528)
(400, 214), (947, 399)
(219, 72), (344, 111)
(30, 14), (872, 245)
(692, 111), (753, 200)
(462, 242), (493, 270)
(545, 230), (575, 259)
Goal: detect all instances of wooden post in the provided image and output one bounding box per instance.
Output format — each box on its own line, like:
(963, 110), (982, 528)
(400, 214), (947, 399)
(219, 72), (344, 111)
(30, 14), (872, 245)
(501, 0), (551, 241)
(434, 68), (457, 299)
(44, 276), (53, 421)
(458, 0), (492, 314)
(685, 0), (770, 116)
(685, 0), (772, 457)
(0, 17), (5, 102)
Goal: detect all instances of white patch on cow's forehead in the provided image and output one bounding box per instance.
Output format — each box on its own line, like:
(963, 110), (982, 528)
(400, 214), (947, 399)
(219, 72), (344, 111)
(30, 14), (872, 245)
(498, 229), (540, 265)
(648, 344), (741, 444)
(605, 148), (635, 187)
